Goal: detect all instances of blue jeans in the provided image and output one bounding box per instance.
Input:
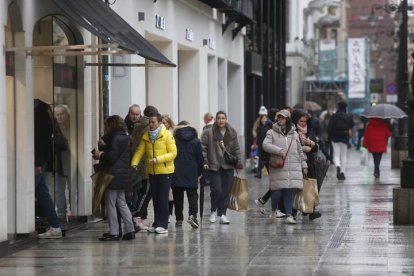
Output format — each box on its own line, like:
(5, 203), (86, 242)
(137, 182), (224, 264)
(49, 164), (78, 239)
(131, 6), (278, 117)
(35, 165), (59, 228)
(208, 168), (234, 216)
(271, 189), (294, 216)
(149, 174), (172, 229)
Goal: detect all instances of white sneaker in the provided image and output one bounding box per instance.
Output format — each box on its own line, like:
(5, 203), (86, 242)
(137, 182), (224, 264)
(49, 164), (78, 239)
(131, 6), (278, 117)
(209, 211), (217, 223)
(219, 215), (230, 224)
(276, 210), (286, 218)
(37, 227), (62, 239)
(147, 227), (156, 233)
(285, 216), (297, 224)
(155, 227), (168, 234)
(269, 211), (276, 219)
(254, 199), (267, 215)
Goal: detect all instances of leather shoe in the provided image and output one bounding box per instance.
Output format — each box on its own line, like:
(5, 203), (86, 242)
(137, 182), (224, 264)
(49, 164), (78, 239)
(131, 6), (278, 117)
(122, 232), (135, 240)
(99, 234), (120, 241)
(102, 232), (122, 238)
(309, 211), (322, 221)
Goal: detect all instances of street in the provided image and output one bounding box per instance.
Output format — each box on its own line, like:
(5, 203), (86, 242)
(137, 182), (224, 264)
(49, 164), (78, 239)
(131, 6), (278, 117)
(1, 148), (413, 275)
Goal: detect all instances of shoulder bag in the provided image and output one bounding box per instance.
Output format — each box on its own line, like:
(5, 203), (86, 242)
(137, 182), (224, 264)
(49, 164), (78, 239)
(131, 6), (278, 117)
(269, 137), (293, 169)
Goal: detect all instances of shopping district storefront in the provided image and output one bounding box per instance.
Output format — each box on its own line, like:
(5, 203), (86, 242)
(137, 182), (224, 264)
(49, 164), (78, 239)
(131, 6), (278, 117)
(0, 0), (247, 244)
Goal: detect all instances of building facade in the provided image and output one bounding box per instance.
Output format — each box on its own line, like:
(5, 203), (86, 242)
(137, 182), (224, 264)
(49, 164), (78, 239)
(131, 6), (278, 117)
(244, 0), (287, 154)
(0, 0), (248, 244)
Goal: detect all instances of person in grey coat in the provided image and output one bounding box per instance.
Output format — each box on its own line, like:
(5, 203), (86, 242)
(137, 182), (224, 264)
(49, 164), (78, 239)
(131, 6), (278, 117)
(262, 109), (308, 224)
(201, 111), (242, 225)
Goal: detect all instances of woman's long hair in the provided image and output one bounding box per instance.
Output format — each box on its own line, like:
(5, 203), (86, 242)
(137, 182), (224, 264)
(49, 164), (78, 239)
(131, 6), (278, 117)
(284, 118), (293, 134)
(104, 115), (127, 134)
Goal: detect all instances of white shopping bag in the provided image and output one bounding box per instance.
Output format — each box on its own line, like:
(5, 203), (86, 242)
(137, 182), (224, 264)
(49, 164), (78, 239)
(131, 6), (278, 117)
(360, 148), (369, 166)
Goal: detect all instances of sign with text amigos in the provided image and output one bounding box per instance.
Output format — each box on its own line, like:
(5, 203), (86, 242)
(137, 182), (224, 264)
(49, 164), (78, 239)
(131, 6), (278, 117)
(347, 38), (367, 99)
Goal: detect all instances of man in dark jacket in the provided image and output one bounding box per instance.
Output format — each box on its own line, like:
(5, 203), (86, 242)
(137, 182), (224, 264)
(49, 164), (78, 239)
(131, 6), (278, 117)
(328, 101), (354, 180)
(124, 104), (141, 134)
(172, 121), (204, 228)
(34, 99), (62, 239)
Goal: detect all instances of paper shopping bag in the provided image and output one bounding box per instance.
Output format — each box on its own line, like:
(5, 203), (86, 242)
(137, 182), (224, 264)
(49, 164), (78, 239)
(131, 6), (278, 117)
(91, 171), (114, 212)
(293, 178), (319, 213)
(228, 175), (249, 211)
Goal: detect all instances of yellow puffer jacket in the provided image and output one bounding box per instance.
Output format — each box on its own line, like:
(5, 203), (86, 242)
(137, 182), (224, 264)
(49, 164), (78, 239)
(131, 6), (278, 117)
(131, 124), (177, 175)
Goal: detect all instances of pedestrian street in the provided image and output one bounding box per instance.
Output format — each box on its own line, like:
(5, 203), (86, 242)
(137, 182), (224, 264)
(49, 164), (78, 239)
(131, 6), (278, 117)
(1, 148), (414, 275)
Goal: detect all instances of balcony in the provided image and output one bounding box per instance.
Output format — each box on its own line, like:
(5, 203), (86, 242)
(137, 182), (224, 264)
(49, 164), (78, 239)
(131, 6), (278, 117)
(199, 0), (254, 38)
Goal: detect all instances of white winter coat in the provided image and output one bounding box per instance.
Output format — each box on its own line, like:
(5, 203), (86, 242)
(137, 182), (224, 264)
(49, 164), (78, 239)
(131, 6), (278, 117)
(262, 123), (307, 190)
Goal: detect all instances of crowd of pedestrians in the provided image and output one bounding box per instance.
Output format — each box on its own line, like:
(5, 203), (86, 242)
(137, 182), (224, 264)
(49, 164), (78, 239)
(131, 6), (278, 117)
(36, 98), (393, 240)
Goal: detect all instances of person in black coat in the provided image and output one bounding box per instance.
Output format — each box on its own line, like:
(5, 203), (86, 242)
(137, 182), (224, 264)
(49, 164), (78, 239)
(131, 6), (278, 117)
(172, 121), (204, 228)
(34, 99), (62, 239)
(255, 108), (279, 178)
(291, 109), (321, 220)
(93, 115), (135, 241)
(327, 101), (354, 180)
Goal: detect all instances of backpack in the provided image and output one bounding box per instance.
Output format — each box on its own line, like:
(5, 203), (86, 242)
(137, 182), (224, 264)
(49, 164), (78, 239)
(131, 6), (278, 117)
(332, 113), (350, 137)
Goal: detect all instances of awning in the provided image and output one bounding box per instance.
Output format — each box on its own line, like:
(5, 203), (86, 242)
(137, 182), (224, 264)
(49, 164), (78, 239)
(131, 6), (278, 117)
(52, 0), (175, 67)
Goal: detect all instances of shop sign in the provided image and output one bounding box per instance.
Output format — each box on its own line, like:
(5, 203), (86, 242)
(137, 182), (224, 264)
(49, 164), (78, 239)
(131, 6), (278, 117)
(185, 28), (194, 41)
(347, 38), (366, 99)
(155, 15), (166, 30)
(203, 38), (215, 50)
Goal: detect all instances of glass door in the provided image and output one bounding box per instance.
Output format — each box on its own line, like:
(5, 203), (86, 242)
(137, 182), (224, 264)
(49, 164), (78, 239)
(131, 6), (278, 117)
(33, 16), (79, 228)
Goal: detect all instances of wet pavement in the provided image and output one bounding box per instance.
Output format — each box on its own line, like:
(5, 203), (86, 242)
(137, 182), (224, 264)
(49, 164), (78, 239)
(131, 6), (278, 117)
(1, 149), (414, 275)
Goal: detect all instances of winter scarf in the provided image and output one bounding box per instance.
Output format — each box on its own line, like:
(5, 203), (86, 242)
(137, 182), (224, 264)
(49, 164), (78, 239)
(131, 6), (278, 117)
(149, 126), (161, 143)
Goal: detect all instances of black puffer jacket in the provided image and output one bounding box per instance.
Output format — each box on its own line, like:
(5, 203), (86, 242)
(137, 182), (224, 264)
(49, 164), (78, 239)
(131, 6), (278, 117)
(172, 125), (204, 189)
(99, 131), (131, 190)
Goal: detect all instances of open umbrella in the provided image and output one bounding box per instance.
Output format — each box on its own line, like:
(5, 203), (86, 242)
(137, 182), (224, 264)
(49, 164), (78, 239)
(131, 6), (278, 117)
(360, 103), (407, 119)
(294, 101), (322, 111)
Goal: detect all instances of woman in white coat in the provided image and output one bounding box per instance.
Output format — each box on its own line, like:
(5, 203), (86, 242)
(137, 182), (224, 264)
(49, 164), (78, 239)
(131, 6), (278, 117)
(262, 109), (308, 224)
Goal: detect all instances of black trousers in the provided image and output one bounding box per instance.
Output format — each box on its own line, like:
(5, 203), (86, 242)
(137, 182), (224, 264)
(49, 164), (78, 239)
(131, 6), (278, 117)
(372, 152), (383, 174)
(149, 174), (172, 229)
(172, 187), (198, 221)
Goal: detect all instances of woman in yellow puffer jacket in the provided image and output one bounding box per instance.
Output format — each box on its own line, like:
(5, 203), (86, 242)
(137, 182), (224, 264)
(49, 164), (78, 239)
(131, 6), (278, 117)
(131, 113), (177, 234)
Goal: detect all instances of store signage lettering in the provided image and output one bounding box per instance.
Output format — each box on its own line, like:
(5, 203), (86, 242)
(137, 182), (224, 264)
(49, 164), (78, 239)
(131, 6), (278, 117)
(206, 39), (216, 50)
(186, 28), (194, 41)
(347, 38), (366, 99)
(155, 15), (166, 30)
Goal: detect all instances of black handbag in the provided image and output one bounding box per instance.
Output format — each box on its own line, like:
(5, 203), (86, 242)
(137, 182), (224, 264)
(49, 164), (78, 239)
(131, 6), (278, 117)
(224, 149), (238, 165)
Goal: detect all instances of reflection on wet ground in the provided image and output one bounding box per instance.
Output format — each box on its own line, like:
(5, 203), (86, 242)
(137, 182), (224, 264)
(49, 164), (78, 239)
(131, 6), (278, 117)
(1, 149), (414, 275)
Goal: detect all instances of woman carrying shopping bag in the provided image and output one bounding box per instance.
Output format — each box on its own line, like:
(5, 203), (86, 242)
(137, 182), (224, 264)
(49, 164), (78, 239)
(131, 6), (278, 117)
(93, 115), (136, 241)
(201, 111), (243, 225)
(291, 109), (322, 220)
(262, 109), (308, 224)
